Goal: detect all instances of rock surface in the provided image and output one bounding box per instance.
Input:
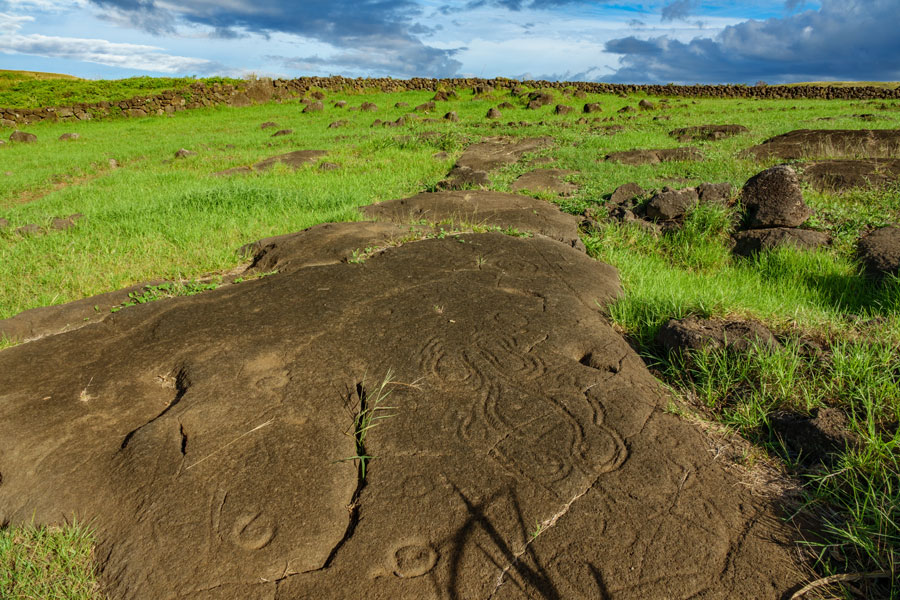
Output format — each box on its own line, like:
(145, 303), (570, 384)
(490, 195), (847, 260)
(0, 224), (801, 599)
(9, 130), (37, 143)
(657, 316), (780, 354)
(440, 137), (552, 189)
(605, 147), (702, 165)
(644, 187), (699, 222)
(857, 226), (900, 277)
(743, 129), (900, 160)
(740, 165), (812, 229)
(800, 159), (900, 192)
(732, 228), (830, 257)
(669, 124), (748, 142)
(361, 190), (584, 249)
(509, 169), (577, 195)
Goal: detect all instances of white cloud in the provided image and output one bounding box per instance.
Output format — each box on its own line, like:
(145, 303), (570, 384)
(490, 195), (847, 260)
(0, 32), (218, 72)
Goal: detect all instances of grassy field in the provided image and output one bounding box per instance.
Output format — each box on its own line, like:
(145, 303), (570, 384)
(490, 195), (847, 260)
(1, 81), (898, 598)
(0, 72), (240, 109)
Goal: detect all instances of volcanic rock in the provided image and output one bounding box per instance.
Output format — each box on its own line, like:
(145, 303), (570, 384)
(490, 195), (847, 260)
(58, 133), (80, 141)
(15, 224), (42, 235)
(362, 190), (584, 249)
(743, 129), (900, 160)
(271, 129), (293, 137)
(732, 228), (830, 256)
(303, 101), (324, 113)
(740, 165), (812, 229)
(657, 316), (780, 354)
(644, 187), (699, 222)
(443, 111), (459, 122)
(769, 408), (857, 465)
(554, 104), (573, 115)
(800, 159), (900, 192)
(260, 122), (278, 129)
(254, 150), (326, 171)
(334, 101), (347, 108)
(605, 147), (702, 165)
(415, 102), (436, 113)
(510, 169), (577, 196)
(669, 124), (749, 142)
(609, 182), (645, 205)
(697, 182), (734, 205)
(638, 99), (656, 110)
(174, 148), (196, 158)
(857, 226), (900, 277)
(583, 103), (602, 113)
(486, 107), (502, 119)
(10, 130), (37, 143)
(360, 102), (378, 112)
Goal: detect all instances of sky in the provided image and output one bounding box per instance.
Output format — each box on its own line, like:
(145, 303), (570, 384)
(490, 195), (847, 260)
(0, 0), (898, 84)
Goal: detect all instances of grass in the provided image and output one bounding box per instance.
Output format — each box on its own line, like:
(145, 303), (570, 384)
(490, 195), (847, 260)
(0, 73), (240, 109)
(0, 521), (104, 599)
(343, 369), (400, 479)
(1, 79), (899, 597)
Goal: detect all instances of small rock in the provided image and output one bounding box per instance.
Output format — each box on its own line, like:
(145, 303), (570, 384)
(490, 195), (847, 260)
(415, 101), (436, 113)
(271, 129), (293, 137)
(486, 108), (502, 119)
(656, 316), (779, 355)
(10, 131), (37, 143)
(444, 111), (459, 122)
(334, 101), (347, 108)
(433, 151), (449, 160)
(50, 214), (82, 231)
(174, 148), (196, 158)
(318, 162), (340, 171)
(394, 102), (409, 108)
(583, 103), (602, 114)
(609, 182), (645, 205)
(697, 182), (733, 205)
(360, 102), (378, 112)
(303, 101), (324, 113)
(638, 99), (656, 110)
(16, 224), (42, 236)
(618, 105), (636, 113)
(769, 408), (857, 465)
(732, 228), (830, 256)
(645, 187), (699, 222)
(740, 165), (812, 229)
(58, 133), (80, 141)
(328, 120), (348, 129)
(554, 104), (573, 115)
(497, 102), (514, 110)
(260, 122), (278, 129)
(857, 226), (900, 277)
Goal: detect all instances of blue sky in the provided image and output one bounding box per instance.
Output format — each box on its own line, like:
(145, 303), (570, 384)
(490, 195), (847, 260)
(0, 0), (897, 84)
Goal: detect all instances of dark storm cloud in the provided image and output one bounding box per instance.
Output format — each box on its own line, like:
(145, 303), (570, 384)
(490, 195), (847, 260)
(87, 0), (462, 76)
(604, 0), (900, 84)
(660, 0), (697, 22)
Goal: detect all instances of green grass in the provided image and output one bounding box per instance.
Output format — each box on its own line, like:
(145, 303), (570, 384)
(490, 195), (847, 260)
(0, 74), (240, 109)
(0, 521), (104, 599)
(1, 81), (899, 597)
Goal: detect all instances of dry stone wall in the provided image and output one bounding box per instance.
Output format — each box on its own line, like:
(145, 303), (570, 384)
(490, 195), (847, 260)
(2, 76), (900, 127)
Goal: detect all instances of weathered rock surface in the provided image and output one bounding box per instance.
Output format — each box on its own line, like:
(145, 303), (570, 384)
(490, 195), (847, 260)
(9, 130), (37, 143)
(439, 137), (552, 189)
(605, 147), (702, 165)
(697, 182), (734, 205)
(216, 150), (328, 176)
(644, 187), (699, 222)
(510, 169), (577, 195)
(58, 133), (80, 141)
(0, 225), (801, 599)
(669, 124), (748, 142)
(740, 165), (812, 229)
(743, 129), (900, 160)
(362, 190), (584, 249)
(609, 182), (645, 205)
(769, 408), (857, 466)
(800, 159), (900, 192)
(732, 228), (830, 257)
(657, 316), (780, 354)
(857, 226), (900, 277)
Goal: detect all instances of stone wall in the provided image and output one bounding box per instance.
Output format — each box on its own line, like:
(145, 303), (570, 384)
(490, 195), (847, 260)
(2, 76), (899, 128)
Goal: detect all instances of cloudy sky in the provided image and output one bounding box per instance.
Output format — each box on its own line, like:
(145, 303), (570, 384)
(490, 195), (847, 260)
(1, 0), (898, 84)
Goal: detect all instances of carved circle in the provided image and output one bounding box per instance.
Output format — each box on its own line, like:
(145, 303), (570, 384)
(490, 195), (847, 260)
(231, 512), (276, 550)
(390, 541), (438, 578)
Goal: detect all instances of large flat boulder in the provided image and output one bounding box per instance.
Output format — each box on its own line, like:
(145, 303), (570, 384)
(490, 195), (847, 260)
(732, 227), (830, 256)
(857, 226), (900, 277)
(740, 165), (812, 229)
(743, 129), (900, 160)
(361, 190), (585, 249)
(0, 228), (801, 599)
(440, 137), (552, 189)
(800, 159), (900, 192)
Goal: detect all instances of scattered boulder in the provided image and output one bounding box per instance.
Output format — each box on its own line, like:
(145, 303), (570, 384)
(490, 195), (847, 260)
(415, 102), (436, 113)
(857, 226), (900, 277)
(254, 150), (327, 171)
(362, 189), (584, 249)
(318, 162), (340, 171)
(394, 102), (409, 108)
(334, 101), (347, 108)
(656, 315), (780, 354)
(432, 90), (457, 101)
(260, 122), (278, 129)
(800, 159), (900, 192)
(443, 111), (459, 122)
(583, 103), (602, 113)
(769, 408), (857, 465)
(271, 129), (293, 137)
(618, 105), (636, 113)
(486, 107), (502, 119)
(174, 148), (196, 159)
(740, 165), (811, 229)
(526, 91), (554, 107)
(510, 169), (577, 196)
(697, 182), (734, 205)
(732, 228), (830, 257)
(605, 147), (702, 165)
(328, 120), (348, 129)
(638, 99), (656, 110)
(303, 101), (324, 113)
(50, 214), (83, 231)
(554, 104), (573, 115)
(15, 224), (42, 236)
(743, 129), (900, 160)
(58, 133), (80, 141)
(644, 187), (699, 222)
(609, 182), (645, 205)
(10, 131), (37, 143)
(310, 90), (326, 100)
(360, 102), (378, 112)
(669, 124), (748, 142)
(497, 102), (514, 110)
